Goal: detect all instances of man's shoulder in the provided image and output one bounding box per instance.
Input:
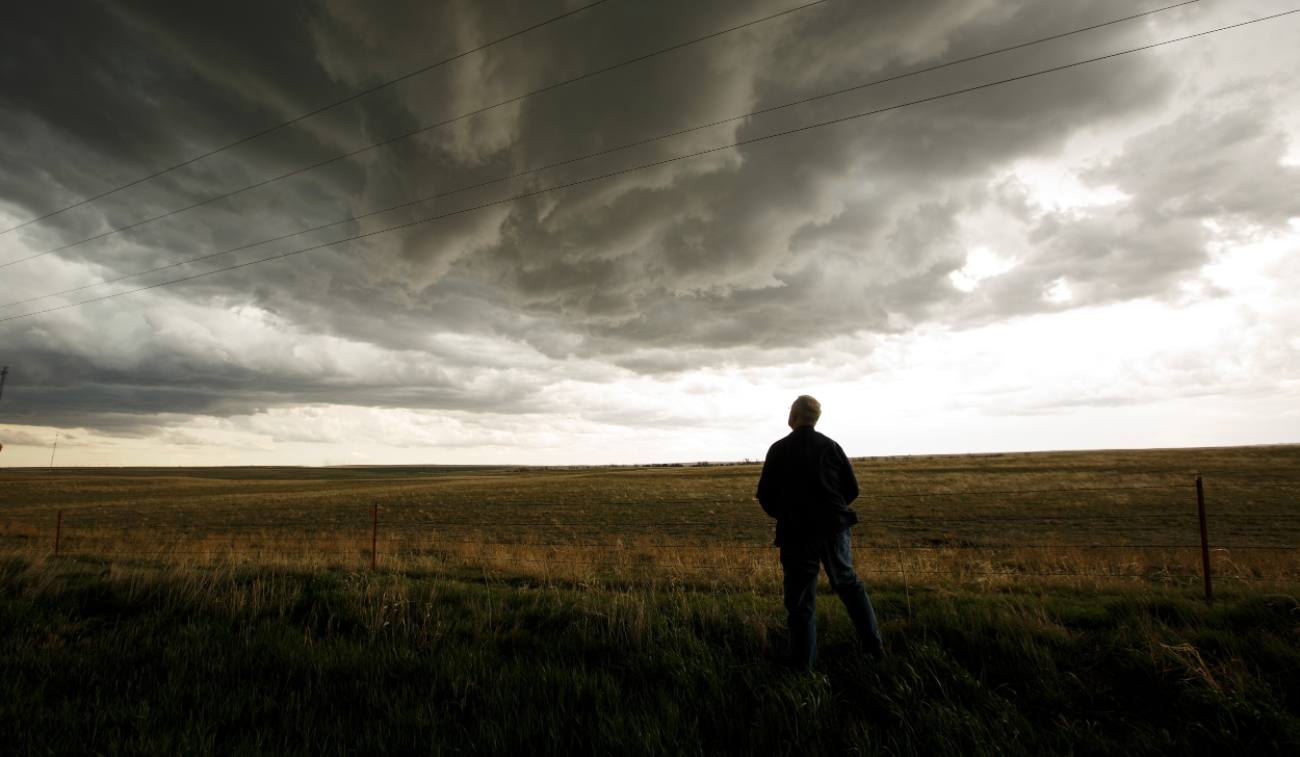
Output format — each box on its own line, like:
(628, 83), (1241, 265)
(768, 428), (845, 454)
(803, 428), (839, 447)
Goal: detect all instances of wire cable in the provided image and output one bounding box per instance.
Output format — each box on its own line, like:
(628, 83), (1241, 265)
(0, 0), (828, 269)
(4, 7), (1294, 324)
(39, 548), (1269, 583)
(0, 0), (1201, 310)
(0, 0), (618, 238)
(55, 538), (1284, 551)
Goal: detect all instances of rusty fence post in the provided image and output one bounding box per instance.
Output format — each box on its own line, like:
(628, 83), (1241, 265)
(1196, 475), (1212, 604)
(370, 503), (378, 571)
(54, 509), (63, 557)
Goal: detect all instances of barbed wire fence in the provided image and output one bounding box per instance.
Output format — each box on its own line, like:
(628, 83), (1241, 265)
(2, 475), (1298, 600)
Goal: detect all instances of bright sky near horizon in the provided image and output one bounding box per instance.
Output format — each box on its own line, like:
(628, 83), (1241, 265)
(0, 0), (1297, 467)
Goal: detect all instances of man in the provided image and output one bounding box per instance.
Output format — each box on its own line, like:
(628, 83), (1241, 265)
(756, 395), (884, 669)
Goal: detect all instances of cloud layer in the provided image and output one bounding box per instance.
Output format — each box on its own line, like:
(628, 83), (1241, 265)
(1, 0), (1297, 461)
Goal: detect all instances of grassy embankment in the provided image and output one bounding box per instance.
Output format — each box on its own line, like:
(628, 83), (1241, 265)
(0, 446), (1297, 753)
(2, 556), (1298, 755)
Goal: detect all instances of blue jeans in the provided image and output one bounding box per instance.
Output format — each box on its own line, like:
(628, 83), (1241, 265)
(780, 528), (883, 669)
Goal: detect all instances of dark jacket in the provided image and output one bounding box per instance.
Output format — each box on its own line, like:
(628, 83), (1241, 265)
(756, 426), (860, 546)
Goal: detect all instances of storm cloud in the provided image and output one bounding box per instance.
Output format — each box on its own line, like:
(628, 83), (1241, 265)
(0, 0), (1297, 460)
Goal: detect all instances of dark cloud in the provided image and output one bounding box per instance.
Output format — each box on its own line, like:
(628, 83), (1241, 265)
(0, 332), (555, 434)
(952, 102), (1300, 323)
(0, 0), (1293, 434)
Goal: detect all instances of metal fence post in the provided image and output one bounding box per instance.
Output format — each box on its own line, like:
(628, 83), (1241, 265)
(54, 510), (63, 557)
(1196, 475), (1212, 604)
(370, 503), (378, 571)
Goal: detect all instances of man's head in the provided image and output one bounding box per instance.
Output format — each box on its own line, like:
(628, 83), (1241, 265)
(788, 395), (821, 429)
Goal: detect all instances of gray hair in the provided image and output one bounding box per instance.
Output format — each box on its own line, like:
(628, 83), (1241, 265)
(790, 395), (822, 426)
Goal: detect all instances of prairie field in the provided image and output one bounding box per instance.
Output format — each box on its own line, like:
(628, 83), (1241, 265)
(1, 444), (1297, 587)
(1, 445), (1298, 754)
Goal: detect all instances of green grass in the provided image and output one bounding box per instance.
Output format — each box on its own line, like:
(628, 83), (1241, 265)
(1, 446), (1297, 753)
(1, 557), (1298, 756)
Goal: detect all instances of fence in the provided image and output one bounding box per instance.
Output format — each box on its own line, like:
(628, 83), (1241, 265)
(3, 474), (1298, 600)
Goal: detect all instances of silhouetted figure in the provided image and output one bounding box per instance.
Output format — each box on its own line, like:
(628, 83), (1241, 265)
(757, 395), (884, 669)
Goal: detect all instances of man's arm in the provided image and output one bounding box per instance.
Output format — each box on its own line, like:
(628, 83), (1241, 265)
(756, 448), (785, 519)
(836, 443), (859, 505)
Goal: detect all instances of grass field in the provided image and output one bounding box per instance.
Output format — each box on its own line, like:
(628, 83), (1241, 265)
(2, 445), (1297, 586)
(1, 445), (1298, 754)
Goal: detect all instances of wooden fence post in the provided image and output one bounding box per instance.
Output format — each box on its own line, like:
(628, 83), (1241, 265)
(1196, 475), (1212, 604)
(370, 503), (378, 571)
(54, 510), (63, 557)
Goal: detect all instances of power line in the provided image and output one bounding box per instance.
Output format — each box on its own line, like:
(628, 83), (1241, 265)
(0, 0), (828, 270)
(0, 0), (618, 238)
(0, 0), (1203, 312)
(5, 8), (1294, 325)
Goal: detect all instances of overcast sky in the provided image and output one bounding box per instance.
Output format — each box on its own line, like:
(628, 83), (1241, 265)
(0, 0), (1297, 467)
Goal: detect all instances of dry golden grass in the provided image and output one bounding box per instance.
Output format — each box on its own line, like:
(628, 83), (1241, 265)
(2, 445), (1297, 591)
